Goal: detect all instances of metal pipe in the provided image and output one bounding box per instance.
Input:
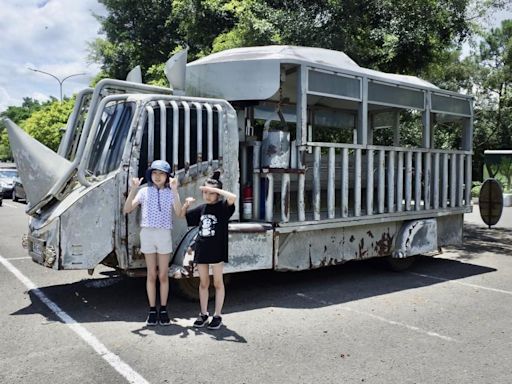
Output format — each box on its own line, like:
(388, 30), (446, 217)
(313, 146), (321, 220)
(157, 100), (167, 161)
(170, 100), (179, 174)
(366, 149), (374, 215)
(327, 147), (335, 219)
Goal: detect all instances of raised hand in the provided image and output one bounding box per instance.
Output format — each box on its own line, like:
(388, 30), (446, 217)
(185, 197), (196, 206)
(169, 177), (179, 190)
(131, 177), (143, 189)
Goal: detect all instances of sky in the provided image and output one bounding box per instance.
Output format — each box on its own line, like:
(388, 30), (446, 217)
(0, 1), (511, 113)
(0, 0), (106, 112)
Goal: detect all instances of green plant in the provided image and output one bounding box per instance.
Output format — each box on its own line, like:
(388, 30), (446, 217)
(471, 181), (481, 198)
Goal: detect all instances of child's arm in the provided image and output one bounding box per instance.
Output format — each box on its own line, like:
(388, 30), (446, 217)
(123, 177), (143, 214)
(170, 177), (196, 217)
(200, 186), (237, 205)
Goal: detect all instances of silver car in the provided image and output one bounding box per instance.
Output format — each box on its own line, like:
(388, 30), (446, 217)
(0, 167), (18, 198)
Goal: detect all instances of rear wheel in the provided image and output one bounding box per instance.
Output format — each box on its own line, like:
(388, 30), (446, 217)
(384, 255), (416, 271)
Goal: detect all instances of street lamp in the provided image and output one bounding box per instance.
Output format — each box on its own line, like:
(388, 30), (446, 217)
(27, 67), (86, 101)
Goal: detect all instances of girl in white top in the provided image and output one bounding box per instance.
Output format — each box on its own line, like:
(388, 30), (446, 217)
(123, 160), (192, 326)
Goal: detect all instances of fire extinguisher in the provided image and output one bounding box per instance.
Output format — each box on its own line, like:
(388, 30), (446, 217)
(242, 183), (253, 220)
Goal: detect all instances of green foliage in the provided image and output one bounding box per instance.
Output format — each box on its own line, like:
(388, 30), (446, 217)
(90, 0), (181, 79)
(484, 157), (512, 192)
(89, 0), (485, 78)
(20, 99), (75, 152)
(0, 98), (48, 161)
(471, 181), (481, 197)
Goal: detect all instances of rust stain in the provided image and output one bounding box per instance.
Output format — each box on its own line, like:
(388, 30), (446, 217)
(357, 238), (368, 259)
(374, 228), (395, 256)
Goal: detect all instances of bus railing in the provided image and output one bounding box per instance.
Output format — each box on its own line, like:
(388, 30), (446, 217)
(253, 142), (472, 224)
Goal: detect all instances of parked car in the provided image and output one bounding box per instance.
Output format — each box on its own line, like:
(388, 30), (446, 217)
(12, 177), (26, 202)
(0, 166), (18, 198)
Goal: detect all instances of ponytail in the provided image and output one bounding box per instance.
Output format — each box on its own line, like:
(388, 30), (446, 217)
(204, 170), (223, 189)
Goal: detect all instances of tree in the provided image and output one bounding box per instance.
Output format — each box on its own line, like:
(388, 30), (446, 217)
(20, 99), (75, 152)
(209, 0), (474, 74)
(89, 0), (487, 80)
(477, 20), (512, 148)
(0, 98), (49, 161)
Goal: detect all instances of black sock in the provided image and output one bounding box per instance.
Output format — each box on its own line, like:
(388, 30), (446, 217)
(150, 306), (157, 312)
(160, 305), (167, 312)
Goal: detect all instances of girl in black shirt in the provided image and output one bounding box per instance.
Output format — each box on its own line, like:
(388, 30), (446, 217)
(184, 171), (237, 329)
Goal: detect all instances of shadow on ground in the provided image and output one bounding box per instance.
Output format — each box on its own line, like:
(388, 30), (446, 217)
(444, 223), (512, 259)
(11, 253), (497, 338)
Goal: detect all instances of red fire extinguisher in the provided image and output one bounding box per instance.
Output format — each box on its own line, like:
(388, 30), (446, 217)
(242, 183), (253, 220)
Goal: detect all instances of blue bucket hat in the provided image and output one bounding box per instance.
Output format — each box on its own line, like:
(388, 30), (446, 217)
(149, 160), (171, 174)
(146, 160), (172, 185)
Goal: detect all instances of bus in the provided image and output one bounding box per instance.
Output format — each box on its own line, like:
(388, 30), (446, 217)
(6, 45), (473, 298)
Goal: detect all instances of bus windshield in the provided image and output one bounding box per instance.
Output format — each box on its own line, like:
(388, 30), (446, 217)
(87, 100), (135, 176)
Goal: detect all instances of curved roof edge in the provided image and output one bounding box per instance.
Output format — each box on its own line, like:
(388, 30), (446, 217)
(189, 45), (438, 90)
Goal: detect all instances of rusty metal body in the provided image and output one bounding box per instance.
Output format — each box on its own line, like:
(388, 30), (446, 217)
(5, 46), (473, 278)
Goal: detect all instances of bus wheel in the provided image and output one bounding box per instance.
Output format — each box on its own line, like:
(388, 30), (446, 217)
(385, 255), (416, 271)
(173, 275), (231, 301)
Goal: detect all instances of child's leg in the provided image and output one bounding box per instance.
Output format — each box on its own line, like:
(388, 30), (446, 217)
(144, 253), (158, 307)
(211, 262), (225, 316)
(197, 264), (210, 314)
(157, 253), (171, 306)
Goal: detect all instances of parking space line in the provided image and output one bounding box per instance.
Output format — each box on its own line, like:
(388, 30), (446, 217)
(409, 272), (512, 296)
(0, 253), (150, 384)
(296, 292), (457, 342)
(5, 257), (31, 260)
(2, 202), (18, 208)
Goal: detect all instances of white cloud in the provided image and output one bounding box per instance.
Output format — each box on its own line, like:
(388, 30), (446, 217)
(0, 0), (106, 112)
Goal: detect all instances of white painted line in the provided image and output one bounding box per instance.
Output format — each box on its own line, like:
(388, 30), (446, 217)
(2, 202), (18, 208)
(5, 257), (32, 261)
(409, 272), (512, 296)
(296, 292), (457, 342)
(0, 254), (150, 384)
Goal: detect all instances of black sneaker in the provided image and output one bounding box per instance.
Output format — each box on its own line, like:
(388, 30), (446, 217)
(159, 308), (171, 326)
(146, 309), (158, 326)
(193, 313), (209, 327)
(207, 316), (222, 330)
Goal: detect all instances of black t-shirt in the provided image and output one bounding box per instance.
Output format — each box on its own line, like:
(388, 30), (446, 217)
(186, 200), (235, 264)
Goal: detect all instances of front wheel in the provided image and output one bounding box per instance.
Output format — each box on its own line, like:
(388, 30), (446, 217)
(173, 275), (231, 301)
(12, 190), (18, 202)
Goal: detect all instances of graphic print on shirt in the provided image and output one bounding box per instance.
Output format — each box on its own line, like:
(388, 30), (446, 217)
(199, 214), (218, 237)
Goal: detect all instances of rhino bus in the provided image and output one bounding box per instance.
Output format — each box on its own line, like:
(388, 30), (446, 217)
(6, 46), (473, 299)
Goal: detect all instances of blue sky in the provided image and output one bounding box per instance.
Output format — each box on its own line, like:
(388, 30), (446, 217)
(0, 1), (511, 113)
(0, 0), (106, 112)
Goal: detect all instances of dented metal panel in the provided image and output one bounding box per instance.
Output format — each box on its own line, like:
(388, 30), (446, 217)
(275, 222), (399, 271)
(224, 229), (273, 273)
(59, 174), (118, 269)
(394, 219), (437, 258)
(437, 214), (463, 246)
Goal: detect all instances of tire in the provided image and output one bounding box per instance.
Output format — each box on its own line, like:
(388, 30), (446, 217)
(12, 190), (18, 202)
(173, 274), (231, 301)
(384, 255), (416, 272)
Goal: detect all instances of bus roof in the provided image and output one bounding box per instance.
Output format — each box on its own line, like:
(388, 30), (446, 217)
(186, 45), (448, 101)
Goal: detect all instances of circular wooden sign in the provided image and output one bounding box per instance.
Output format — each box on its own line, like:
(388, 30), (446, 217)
(478, 178), (503, 228)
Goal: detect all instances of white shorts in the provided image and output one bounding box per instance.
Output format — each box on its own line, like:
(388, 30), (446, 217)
(140, 227), (173, 254)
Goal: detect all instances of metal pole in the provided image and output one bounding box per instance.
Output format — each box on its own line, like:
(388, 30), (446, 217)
(28, 68), (85, 101)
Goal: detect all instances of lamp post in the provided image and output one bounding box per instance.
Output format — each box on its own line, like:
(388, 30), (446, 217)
(28, 67), (86, 101)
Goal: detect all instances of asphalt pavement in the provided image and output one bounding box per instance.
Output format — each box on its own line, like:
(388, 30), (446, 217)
(0, 200), (511, 384)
